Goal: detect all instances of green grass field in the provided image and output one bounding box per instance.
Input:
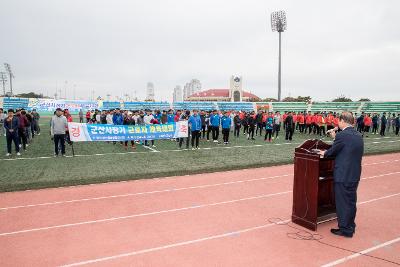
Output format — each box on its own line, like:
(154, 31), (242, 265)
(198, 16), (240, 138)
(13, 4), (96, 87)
(1, 117), (399, 192)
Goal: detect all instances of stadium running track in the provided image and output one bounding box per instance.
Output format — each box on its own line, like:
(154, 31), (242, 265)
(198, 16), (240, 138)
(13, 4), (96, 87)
(0, 153), (399, 266)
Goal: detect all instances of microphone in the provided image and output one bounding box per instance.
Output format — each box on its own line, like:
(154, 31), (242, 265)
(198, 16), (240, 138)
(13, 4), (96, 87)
(326, 127), (338, 135)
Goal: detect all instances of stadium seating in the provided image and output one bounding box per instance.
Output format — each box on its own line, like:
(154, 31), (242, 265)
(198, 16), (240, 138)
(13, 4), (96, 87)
(123, 102), (170, 111)
(361, 102), (400, 114)
(217, 102), (254, 111)
(2, 97), (30, 110)
(1, 97), (399, 114)
(172, 102), (216, 111)
(310, 102), (361, 113)
(101, 101), (121, 110)
(270, 102), (308, 112)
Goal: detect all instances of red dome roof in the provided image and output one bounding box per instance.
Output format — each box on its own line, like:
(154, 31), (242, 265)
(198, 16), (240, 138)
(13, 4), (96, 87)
(189, 89), (259, 99)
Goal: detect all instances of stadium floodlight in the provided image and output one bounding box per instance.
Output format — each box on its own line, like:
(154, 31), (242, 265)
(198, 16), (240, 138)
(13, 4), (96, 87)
(271, 11), (287, 101)
(4, 63), (14, 96)
(0, 71), (7, 96)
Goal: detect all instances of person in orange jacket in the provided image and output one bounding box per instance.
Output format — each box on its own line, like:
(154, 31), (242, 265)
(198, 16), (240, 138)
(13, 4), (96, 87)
(305, 111), (313, 134)
(297, 112), (305, 133)
(293, 112), (298, 131)
(317, 113), (326, 136)
(363, 113), (372, 137)
(282, 112), (288, 130)
(326, 112), (335, 131)
(312, 113), (319, 134)
(333, 114), (339, 129)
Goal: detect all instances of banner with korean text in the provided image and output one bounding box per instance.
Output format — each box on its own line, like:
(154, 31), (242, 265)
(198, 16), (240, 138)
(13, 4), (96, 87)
(68, 121), (188, 142)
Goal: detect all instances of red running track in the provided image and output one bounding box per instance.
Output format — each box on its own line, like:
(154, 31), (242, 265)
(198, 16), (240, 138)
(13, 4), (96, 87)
(0, 153), (399, 266)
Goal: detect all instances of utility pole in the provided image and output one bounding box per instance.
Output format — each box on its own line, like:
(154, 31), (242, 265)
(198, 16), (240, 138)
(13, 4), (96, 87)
(4, 63), (14, 96)
(64, 80), (68, 99)
(0, 72), (7, 96)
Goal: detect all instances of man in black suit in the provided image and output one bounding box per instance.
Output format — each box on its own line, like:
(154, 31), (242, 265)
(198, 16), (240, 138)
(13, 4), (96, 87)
(319, 112), (364, 238)
(380, 112), (387, 136)
(284, 111), (294, 141)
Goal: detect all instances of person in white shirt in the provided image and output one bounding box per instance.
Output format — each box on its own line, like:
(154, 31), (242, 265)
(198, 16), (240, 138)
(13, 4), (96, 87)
(273, 111), (281, 139)
(132, 111), (140, 124)
(0, 108), (6, 136)
(106, 110), (114, 125)
(143, 110), (155, 147)
(95, 111), (101, 123)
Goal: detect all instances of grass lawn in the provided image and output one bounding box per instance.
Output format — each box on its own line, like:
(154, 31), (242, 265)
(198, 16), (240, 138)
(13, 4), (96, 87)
(0, 117), (399, 192)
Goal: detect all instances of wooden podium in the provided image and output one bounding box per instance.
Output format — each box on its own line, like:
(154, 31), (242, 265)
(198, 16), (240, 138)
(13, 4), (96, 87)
(292, 139), (337, 231)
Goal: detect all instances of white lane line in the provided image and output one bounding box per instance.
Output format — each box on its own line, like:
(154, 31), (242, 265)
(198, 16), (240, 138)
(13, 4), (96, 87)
(321, 236), (400, 267)
(60, 220), (291, 267)
(361, 171), (400, 180)
(60, 193), (400, 267)
(1, 178), (399, 238)
(0, 151), (150, 161)
(2, 165), (398, 211)
(358, 193), (400, 205)
(0, 138), (398, 161)
(0, 174), (292, 210)
(142, 145), (160, 153)
(1, 160), (398, 211)
(0, 191), (292, 237)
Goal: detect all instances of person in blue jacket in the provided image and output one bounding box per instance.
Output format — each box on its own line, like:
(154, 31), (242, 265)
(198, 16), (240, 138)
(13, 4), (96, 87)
(221, 111), (232, 145)
(188, 109), (202, 150)
(167, 110), (175, 123)
(4, 109), (21, 156)
(210, 110), (221, 143)
(112, 109), (124, 125)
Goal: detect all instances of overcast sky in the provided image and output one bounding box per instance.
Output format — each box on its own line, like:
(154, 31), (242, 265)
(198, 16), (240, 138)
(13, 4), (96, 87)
(1, 0), (399, 102)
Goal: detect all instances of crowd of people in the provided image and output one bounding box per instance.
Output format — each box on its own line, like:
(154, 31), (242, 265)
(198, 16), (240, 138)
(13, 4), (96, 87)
(1, 108), (41, 156)
(1, 107), (399, 156)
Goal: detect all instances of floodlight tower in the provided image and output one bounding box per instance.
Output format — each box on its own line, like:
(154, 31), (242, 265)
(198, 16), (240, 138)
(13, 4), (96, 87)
(4, 63), (14, 96)
(271, 11), (287, 101)
(0, 72), (7, 96)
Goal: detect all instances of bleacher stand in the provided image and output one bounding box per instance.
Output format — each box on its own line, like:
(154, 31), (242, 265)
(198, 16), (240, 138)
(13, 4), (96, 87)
(101, 101), (121, 110)
(270, 102), (308, 113)
(217, 102), (254, 111)
(361, 102), (400, 114)
(310, 102), (361, 113)
(172, 102), (216, 111)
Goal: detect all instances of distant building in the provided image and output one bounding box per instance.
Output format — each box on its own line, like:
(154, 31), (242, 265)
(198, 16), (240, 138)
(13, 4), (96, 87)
(183, 79), (201, 100)
(173, 85), (183, 102)
(186, 76), (260, 102)
(146, 82), (155, 101)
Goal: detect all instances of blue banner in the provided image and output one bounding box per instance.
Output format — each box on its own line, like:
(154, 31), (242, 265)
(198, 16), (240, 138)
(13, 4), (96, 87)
(68, 122), (188, 142)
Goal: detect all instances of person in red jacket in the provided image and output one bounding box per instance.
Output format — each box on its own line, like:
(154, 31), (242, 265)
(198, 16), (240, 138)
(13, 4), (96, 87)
(312, 113), (319, 134)
(64, 109), (73, 145)
(317, 113), (326, 136)
(305, 111), (313, 135)
(174, 110), (181, 122)
(297, 112), (305, 133)
(363, 114), (372, 137)
(326, 112), (335, 131)
(282, 112), (288, 130)
(293, 112), (298, 131)
(85, 111), (91, 123)
(333, 114), (339, 129)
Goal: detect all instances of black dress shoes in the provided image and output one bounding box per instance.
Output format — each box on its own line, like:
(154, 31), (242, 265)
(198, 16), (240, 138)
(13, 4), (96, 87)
(330, 228), (353, 238)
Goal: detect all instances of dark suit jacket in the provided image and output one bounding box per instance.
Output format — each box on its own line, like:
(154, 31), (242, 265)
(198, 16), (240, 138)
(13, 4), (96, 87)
(325, 126), (364, 183)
